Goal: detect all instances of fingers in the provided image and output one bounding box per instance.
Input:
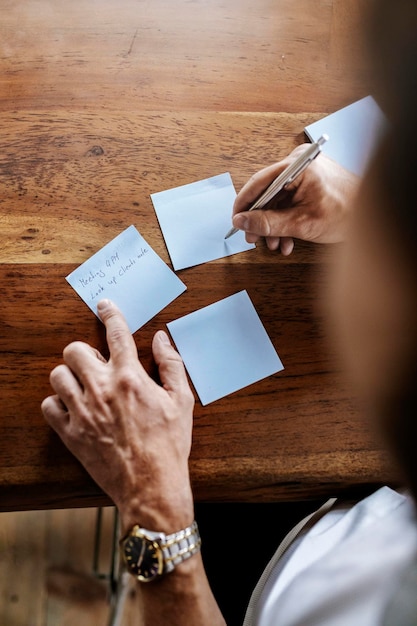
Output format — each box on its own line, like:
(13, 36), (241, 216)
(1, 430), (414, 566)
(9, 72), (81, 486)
(97, 299), (141, 366)
(62, 341), (105, 383)
(233, 144), (310, 217)
(278, 237), (295, 256)
(41, 394), (70, 430)
(60, 300), (143, 387)
(41, 396), (70, 443)
(231, 158), (299, 253)
(233, 206), (293, 239)
(265, 236), (281, 251)
(233, 161), (286, 215)
(245, 230), (295, 255)
(48, 363), (84, 413)
(152, 331), (195, 405)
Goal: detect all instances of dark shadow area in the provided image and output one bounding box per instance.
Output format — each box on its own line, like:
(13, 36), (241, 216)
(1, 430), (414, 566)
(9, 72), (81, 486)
(195, 500), (323, 626)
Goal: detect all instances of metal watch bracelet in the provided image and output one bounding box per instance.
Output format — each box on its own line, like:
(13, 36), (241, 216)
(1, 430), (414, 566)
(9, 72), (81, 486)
(162, 520), (202, 573)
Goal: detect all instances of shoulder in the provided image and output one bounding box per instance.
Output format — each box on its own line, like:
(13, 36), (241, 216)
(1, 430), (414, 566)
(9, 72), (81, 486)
(258, 488), (417, 626)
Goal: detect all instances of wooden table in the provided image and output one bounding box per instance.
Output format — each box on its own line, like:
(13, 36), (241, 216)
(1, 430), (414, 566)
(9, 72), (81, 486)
(0, 0), (396, 511)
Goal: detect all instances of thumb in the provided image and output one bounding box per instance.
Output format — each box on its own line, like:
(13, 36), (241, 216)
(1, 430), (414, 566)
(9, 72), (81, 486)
(233, 204), (298, 239)
(152, 331), (194, 400)
(232, 209), (274, 237)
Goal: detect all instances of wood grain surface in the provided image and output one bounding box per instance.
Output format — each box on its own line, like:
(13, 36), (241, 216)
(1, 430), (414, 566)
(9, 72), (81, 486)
(0, 0), (396, 511)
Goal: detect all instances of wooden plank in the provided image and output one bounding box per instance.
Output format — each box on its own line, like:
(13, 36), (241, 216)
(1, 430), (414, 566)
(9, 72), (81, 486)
(0, 0), (370, 114)
(0, 111), (323, 265)
(45, 508), (111, 626)
(0, 257), (396, 510)
(0, 510), (47, 625)
(0, 0), (393, 512)
(0, 507), (144, 625)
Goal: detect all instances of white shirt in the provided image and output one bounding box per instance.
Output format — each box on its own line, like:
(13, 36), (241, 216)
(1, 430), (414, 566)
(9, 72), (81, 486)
(247, 487), (417, 626)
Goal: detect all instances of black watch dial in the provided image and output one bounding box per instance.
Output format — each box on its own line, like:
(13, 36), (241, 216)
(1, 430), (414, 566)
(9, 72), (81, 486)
(123, 533), (164, 582)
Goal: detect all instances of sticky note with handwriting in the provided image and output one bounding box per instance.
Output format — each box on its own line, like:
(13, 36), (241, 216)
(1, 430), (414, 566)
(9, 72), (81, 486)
(66, 225), (186, 333)
(167, 290), (284, 405)
(151, 172), (255, 271)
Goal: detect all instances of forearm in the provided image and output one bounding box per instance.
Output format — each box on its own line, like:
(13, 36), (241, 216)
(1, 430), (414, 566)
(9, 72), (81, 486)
(139, 554), (227, 626)
(41, 302), (227, 625)
(117, 476), (226, 625)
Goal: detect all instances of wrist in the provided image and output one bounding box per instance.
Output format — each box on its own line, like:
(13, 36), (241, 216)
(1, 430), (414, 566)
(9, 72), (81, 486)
(118, 483), (195, 537)
(120, 519), (202, 583)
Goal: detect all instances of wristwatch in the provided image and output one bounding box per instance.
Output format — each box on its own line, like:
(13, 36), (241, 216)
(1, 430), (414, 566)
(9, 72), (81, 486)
(120, 520), (201, 582)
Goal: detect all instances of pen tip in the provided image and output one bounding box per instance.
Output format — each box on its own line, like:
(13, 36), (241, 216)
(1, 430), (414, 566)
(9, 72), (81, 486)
(225, 230), (236, 239)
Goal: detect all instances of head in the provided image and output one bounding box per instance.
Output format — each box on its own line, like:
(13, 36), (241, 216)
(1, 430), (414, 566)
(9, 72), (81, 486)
(329, 0), (417, 498)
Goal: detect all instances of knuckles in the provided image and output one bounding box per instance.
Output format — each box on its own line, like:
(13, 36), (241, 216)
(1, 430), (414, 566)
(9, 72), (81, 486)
(63, 340), (89, 358)
(114, 366), (142, 394)
(49, 363), (70, 387)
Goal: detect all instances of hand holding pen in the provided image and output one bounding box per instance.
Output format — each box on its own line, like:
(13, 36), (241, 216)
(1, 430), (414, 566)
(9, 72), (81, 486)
(225, 135), (329, 240)
(226, 135), (359, 256)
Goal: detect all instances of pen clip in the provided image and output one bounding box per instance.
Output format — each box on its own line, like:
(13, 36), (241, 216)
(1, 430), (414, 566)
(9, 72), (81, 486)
(283, 158), (313, 186)
(283, 134), (328, 186)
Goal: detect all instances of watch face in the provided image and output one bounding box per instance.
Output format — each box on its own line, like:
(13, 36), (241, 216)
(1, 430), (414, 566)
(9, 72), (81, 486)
(123, 532), (164, 582)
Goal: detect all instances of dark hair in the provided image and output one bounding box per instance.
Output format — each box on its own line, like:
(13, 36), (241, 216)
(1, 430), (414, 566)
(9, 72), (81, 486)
(368, 0), (417, 250)
(367, 1), (417, 498)
(368, 0), (417, 124)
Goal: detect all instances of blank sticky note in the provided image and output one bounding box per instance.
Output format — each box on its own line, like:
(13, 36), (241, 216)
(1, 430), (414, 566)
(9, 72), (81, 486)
(304, 95), (388, 176)
(151, 172), (255, 271)
(167, 290), (284, 405)
(66, 225), (186, 333)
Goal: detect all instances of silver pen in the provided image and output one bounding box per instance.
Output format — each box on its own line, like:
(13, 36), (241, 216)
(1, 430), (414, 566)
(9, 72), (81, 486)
(224, 134), (329, 239)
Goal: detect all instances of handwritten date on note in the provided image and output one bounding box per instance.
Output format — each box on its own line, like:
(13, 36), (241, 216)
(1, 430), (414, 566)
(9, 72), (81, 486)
(66, 225), (186, 334)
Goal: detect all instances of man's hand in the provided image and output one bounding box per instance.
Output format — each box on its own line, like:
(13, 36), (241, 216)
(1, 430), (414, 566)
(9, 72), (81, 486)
(41, 299), (195, 534)
(232, 146), (359, 255)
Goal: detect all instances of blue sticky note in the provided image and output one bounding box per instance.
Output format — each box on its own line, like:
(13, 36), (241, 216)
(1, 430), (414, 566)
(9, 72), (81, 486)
(66, 225), (186, 333)
(304, 95), (388, 176)
(167, 290), (284, 405)
(151, 172), (255, 271)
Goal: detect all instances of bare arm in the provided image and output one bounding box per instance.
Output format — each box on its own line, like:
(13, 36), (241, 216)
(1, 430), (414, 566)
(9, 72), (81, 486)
(232, 146), (359, 255)
(41, 299), (226, 626)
